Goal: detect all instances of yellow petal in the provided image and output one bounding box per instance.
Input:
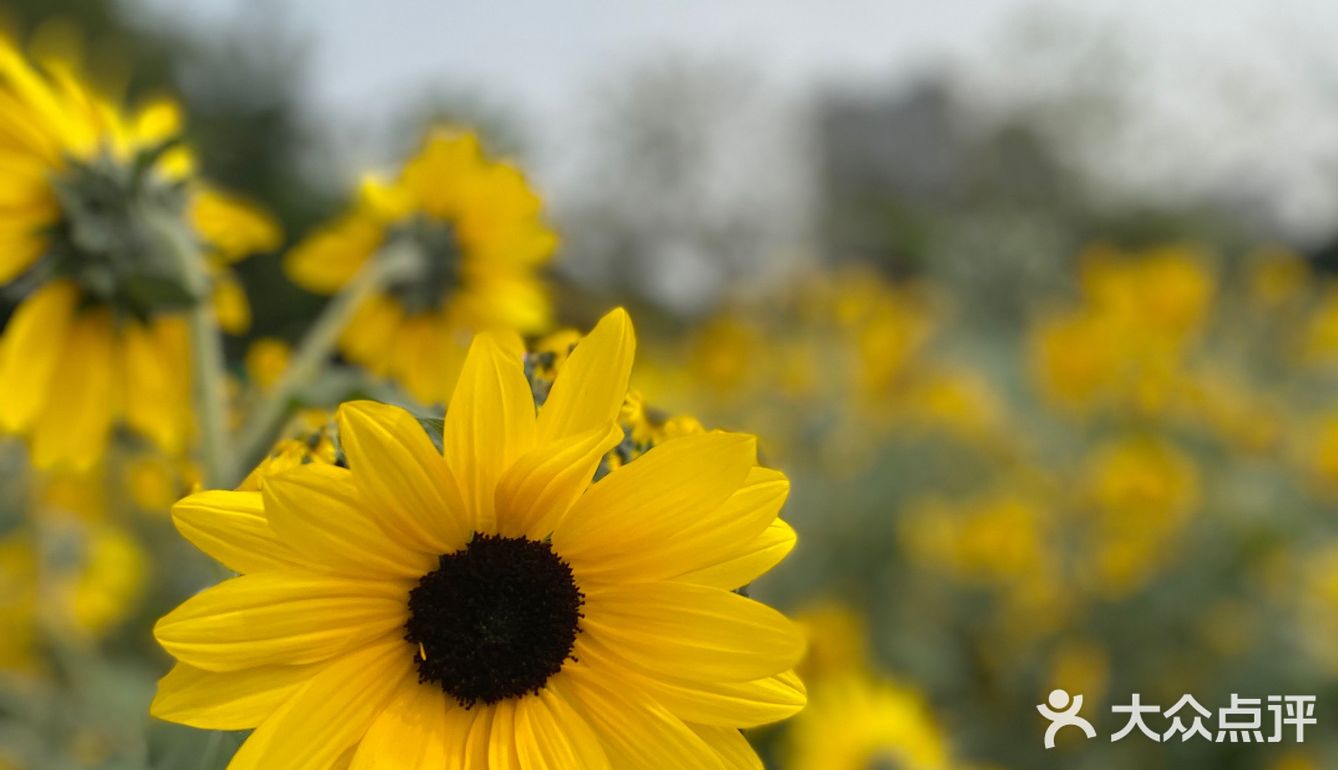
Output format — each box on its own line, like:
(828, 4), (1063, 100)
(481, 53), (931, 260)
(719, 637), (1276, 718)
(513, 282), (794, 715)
(676, 519), (798, 590)
(461, 702), (496, 769)
(553, 433), (756, 578)
(337, 401), (470, 554)
(171, 490), (307, 574)
(31, 308), (119, 470)
(213, 269), (252, 334)
(349, 677), (451, 770)
(121, 316), (190, 454)
(0, 225), (44, 284)
(155, 573), (408, 672)
(558, 670), (728, 770)
(443, 699), (483, 770)
(581, 582), (804, 684)
(495, 422), (624, 539)
(227, 637), (413, 770)
(340, 293), (402, 372)
(443, 333), (536, 533)
(0, 281), (77, 432)
(690, 725), (763, 770)
(514, 688), (611, 770)
(535, 308), (634, 444)
(602, 465), (786, 583)
(150, 661), (317, 730)
(582, 635), (804, 727)
(264, 463), (437, 579)
(488, 699), (520, 770)
(284, 213), (383, 295)
(191, 186), (282, 262)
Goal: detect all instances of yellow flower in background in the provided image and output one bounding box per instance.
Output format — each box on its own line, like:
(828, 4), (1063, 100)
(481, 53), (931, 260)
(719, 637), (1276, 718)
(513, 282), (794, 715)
(1296, 544), (1338, 674)
(243, 337), (292, 392)
(153, 309), (805, 768)
(900, 485), (1072, 647)
(0, 535), (40, 674)
(237, 409), (340, 492)
(902, 490), (1051, 588)
(124, 452), (200, 513)
(192, 187), (283, 335)
(1303, 284), (1338, 365)
(1032, 244), (1214, 416)
(29, 467), (148, 638)
(785, 674), (949, 770)
(285, 129), (555, 406)
(1081, 435), (1199, 596)
(47, 519), (148, 637)
(689, 313), (764, 398)
(900, 367), (1003, 444)
(1178, 373), (1282, 454)
(1030, 313), (1118, 411)
(794, 600), (871, 680)
(1269, 752), (1322, 770)
(1084, 245), (1213, 335)
(1308, 414), (1338, 493)
(0, 467), (148, 662)
(840, 275), (932, 401)
(0, 36), (273, 469)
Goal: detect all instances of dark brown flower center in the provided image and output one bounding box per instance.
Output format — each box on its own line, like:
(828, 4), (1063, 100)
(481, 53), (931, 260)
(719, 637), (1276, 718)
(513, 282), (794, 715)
(404, 534), (583, 708)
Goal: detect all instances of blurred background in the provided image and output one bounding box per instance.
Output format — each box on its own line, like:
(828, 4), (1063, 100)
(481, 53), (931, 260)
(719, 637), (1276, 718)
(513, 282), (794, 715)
(5, 0), (1338, 768)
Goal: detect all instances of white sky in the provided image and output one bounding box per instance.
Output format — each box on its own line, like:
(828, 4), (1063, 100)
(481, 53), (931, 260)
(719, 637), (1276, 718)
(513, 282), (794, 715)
(129, 0), (1338, 241)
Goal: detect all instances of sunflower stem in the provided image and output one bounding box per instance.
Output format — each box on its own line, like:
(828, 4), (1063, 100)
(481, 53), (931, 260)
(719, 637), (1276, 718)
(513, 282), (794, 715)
(232, 244), (418, 484)
(152, 206), (232, 489)
(188, 295), (233, 489)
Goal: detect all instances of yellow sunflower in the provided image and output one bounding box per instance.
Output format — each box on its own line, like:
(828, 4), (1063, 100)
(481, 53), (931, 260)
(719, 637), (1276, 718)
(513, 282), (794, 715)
(784, 673), (950, 770)
(152, 308), (805, 768)
(0, 36), (275, 469)
(284, 129), (556, 406)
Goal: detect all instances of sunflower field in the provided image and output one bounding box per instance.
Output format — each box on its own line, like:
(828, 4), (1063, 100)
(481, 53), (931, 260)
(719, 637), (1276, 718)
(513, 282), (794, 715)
(1, 3), (1337, 770)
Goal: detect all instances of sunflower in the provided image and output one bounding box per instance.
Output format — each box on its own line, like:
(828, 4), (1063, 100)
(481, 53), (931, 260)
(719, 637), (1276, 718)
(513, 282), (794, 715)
(284, 129), (556, 406)
(0, 37), (276, 469)
(152, 308), (805, 768)
(784, 674), (950, 770)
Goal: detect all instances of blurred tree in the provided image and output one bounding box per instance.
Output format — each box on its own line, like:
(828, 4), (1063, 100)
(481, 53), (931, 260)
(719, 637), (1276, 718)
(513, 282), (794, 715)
(557, 57), (806, 318)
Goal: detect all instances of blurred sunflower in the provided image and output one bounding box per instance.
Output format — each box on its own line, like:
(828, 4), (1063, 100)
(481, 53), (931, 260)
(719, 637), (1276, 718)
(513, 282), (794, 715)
(785, 674), (949, 770)
(152, 309), (805, 768)
(1080, 434), (1199, 596)
(285, 129), (555, 406)
(0, 36), (277, 469)
(1030, 245), (1213, 416)
(236, 409), (340, 492)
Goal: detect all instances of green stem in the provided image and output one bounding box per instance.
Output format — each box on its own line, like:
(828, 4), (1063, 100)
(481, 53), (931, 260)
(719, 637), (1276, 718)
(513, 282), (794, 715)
(151, 206), (232, 489)
(232, 245), (415, 484)
(189, 297), (232, 488)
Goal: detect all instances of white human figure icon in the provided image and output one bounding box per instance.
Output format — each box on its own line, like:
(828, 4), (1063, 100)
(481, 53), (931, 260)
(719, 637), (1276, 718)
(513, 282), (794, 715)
(1037, 689), (1097, 749)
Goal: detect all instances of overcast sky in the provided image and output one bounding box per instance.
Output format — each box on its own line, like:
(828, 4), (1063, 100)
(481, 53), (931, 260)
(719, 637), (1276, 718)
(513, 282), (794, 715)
(130, 0), (1338, 240)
